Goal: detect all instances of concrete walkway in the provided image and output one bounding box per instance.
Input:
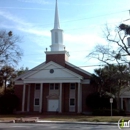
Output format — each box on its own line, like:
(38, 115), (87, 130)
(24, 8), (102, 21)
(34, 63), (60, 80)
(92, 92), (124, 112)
(37, 120), (117, 125)
(0, 118), (117, 126)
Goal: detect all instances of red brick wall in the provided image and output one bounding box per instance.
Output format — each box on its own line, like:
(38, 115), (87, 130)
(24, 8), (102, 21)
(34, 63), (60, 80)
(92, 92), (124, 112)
(75, 83), (78, 113)
(42, 83), (49, 112)
(30, 84), (35, 112)
(46, 54), (65, 66)
(24, 85), (28, 111)
(14, 85), (23, 111)
(62, 83), (69, 112)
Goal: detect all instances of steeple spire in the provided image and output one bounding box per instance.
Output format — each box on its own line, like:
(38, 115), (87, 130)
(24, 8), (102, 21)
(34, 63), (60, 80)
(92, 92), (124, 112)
(50, 0), (65, 51)
(54, 0), (60, 29)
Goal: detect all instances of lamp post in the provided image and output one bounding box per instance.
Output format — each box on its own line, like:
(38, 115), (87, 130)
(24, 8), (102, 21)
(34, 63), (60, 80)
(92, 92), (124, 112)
(110, 98), (113, 116)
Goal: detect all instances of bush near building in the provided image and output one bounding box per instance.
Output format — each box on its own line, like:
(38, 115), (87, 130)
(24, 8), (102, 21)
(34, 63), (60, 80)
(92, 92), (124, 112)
(0, 87), (19, 114)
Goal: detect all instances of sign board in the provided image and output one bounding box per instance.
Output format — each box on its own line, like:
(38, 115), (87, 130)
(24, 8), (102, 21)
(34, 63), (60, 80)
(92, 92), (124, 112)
(110, 98), (113, 103)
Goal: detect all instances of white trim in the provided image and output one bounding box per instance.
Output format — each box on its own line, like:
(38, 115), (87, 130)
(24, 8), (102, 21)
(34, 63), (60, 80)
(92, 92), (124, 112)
(25, 61), (83, 80)
(49, 83), (60, 90)
(65, 61), (92, 76)
(15, 61), (83, 81)
(45, 51), (70, 57)
(23, 78), (81, 84)
(69, 98), (75, 107)
(34, 84), (40, 107)
(69, 83), (76, 112)
(70, 83), (76, 90)
(22, 84), (26, 112)
(34, 98), (40, 106)
(15, 62), (46, 80)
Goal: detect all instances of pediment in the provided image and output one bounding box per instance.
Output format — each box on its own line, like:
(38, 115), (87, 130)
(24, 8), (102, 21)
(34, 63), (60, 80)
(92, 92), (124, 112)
(22, 61), (82, 80)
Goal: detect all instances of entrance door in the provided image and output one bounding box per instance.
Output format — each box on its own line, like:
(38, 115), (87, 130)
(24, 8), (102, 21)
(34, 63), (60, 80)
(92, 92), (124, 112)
(48, 99), (59, 112)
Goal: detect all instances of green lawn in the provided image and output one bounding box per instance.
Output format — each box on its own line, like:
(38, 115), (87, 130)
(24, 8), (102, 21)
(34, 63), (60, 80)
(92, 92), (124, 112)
(0, 115), (130, 122)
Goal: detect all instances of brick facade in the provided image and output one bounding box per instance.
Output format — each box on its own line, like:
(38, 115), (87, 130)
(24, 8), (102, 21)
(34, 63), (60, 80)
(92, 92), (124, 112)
(14, 52), (93, 114)
(46, 54), (66, 67)
(15, 82), (93, 114)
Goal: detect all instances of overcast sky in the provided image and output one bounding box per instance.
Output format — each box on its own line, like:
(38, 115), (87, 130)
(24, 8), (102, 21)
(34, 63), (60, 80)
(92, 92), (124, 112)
(0, 0), (130, 73)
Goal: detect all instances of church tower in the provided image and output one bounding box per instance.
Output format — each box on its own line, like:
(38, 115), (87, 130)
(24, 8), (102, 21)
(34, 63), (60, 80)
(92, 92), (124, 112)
(46, 0), (69, 66)
(50, 0), (64, 51)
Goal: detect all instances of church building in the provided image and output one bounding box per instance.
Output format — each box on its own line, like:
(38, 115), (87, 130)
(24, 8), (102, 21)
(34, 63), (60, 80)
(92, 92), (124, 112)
(14, 0), (94, 114)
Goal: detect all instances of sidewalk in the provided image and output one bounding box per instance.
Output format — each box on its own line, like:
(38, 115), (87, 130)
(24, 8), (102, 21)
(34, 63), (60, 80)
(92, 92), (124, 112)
(37, 120), (117, 125)
(0, 118), (117, 126)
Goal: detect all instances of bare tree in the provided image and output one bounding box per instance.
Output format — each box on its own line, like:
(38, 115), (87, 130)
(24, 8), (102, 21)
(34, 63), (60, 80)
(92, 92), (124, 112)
(88, 25), (130, 66)
(0, 30), (23, 67)
(87, 25), (130, 110)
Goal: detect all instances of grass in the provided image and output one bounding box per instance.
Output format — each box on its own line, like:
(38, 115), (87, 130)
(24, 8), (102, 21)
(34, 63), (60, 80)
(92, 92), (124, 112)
(0, 115), (130, 122)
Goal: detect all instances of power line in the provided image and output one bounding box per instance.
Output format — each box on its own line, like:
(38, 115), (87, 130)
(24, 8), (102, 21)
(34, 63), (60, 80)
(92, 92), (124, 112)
(17, 9), (129, 27)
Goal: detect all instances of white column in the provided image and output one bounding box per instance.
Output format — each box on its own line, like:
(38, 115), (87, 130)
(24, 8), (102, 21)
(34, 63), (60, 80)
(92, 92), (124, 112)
(77, 83), (81, 113)
(39, 83), (43, 113)
(121, 98), (123, 109)
(59, 83), (62, 113)
(22, 84), (26, 112)
(27, 85), (30, 112)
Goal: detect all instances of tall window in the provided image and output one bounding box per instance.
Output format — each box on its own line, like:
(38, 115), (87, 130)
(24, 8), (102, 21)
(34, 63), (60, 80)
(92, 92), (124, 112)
(35, 84), (40, 90)
(50, 84), (54, 90)
(49, 83), (59, 90)
(55, 32), (58, 43)
(34, 98), (39, 106)
(70, 98), (75, 106)
(70, 83), (76, 90)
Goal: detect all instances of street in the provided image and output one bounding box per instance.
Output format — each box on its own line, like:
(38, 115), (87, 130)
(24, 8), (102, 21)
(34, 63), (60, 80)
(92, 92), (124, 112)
(0, 123), (123, 130)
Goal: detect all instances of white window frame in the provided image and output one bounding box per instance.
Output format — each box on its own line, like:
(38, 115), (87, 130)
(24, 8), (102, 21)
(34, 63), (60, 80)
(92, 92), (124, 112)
(70, 83), (76, 90)
(34, 84), (40, 107)
(35, 83), (40, 90)
(49, 83), (59, 90)
(34, 98), (40, 106)
(69, 98), (75, 107)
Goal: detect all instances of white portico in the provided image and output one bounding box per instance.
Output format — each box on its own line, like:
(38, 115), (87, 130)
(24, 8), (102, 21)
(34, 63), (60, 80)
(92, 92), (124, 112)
(15, 61), (90, 113)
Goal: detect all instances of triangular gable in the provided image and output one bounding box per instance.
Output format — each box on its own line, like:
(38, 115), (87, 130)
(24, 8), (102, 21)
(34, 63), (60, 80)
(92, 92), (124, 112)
(18, 61), (83, 80)
(15, 62), (46, 81)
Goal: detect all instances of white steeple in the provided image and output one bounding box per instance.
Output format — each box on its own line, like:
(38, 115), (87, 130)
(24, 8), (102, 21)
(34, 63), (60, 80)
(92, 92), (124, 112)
(54, 0), (60, 29)
(50, 0), (65, 51)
